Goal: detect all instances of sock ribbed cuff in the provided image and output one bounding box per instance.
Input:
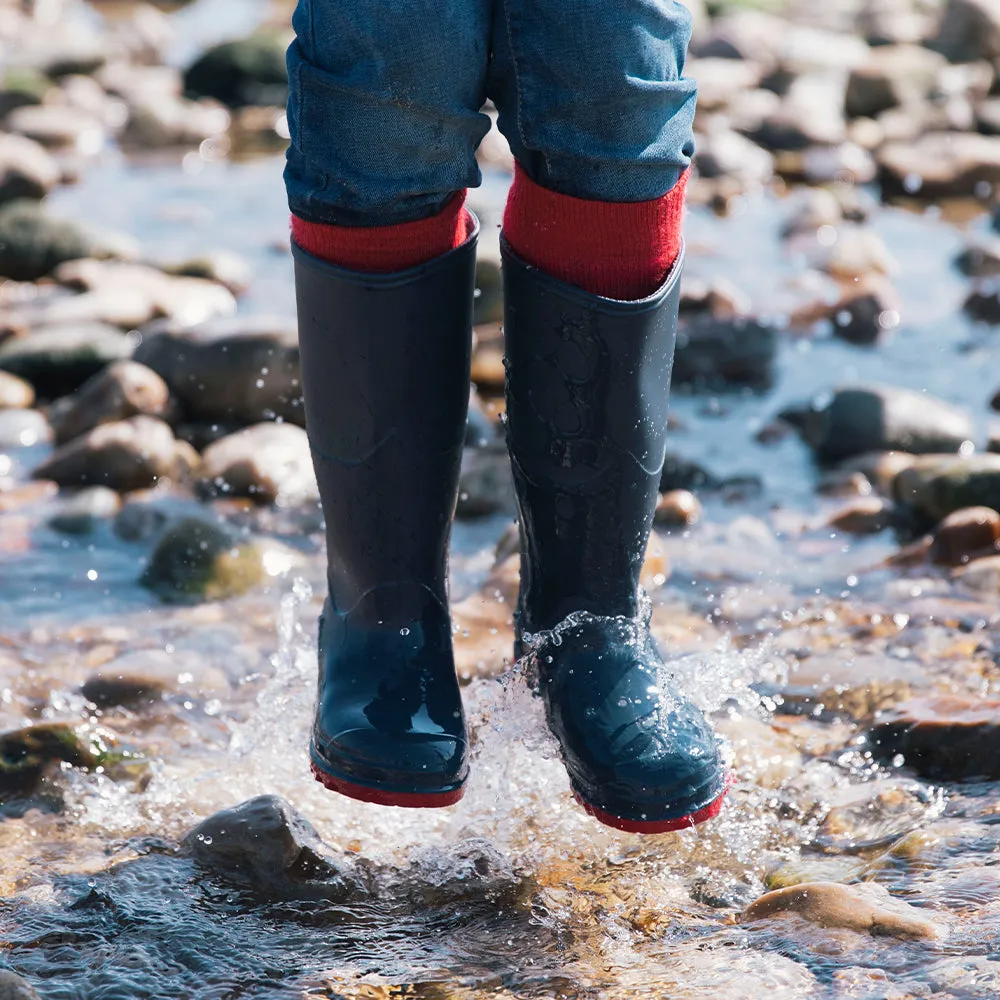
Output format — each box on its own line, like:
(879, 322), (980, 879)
(502, 165), (687, 300)
(291, 191), (471, 273)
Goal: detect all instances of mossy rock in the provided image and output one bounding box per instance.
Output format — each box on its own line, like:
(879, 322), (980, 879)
(140, 516), (265, 603)
(183, 33), (290, 109)
(0, 200), (101, 281)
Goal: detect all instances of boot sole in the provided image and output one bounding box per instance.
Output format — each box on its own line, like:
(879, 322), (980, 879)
(310, 759), (465, 809)
(573, 778), (730, 834)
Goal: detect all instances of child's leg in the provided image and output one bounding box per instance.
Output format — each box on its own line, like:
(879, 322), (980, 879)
(491, 1), (727, 833)
(285, 0), (490, 807)
(285, 0), (492, 266)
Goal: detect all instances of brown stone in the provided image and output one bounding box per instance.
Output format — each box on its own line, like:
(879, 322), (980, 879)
(867, 696), (1000, 780)
(655, 489), (702, 528)
(929, 506), (1000, 565)
(742, 882), (939, 940)
(827, 497), (893, 534)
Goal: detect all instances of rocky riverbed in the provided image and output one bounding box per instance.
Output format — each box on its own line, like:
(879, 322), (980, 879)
(4, 0), (1000, 996)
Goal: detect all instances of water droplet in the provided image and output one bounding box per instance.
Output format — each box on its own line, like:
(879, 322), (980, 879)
(399, 627), (410, 636)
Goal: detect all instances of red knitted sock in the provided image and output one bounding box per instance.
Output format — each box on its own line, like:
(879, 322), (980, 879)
(502, 164), (688, 300)
(291, 191), (471, 273)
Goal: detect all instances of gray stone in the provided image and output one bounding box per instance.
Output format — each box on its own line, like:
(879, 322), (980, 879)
(196, 422), (318, 506)
(845, 45), (946, 119)
(183, 795), (357, 898)
(161, 250), (252, 295)
(0, 132), (59, 204)
(457, 442), (516, 518)
(929, 0), (1000, 62)
(122, 94), (230, 148)
(0, 971), (41, 1000)
(49, 360), (173, 444)
(0, 408), (51, 449)
(133, 315), (302, 426)
(963, 279), (1000, 322)
(694, 127), (774, 188)
(674, 314), (778, 390)
(47, 485), (122, 534)
(687, 57), (763, 113)
(794, 385), (975, 461)
(182, 33), (290, 109)
(742, 74), (848, 152)
(32, 415), (188, 491)
(0, 371), (34, 409)
(140, 516), (265, 603)
(955, 232), (1000, 276)
(807, 226), (895, 280)
(0, 323), (133, 398)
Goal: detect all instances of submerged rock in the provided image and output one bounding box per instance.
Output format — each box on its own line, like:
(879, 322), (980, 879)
(133, 315), (302, 426)
(196, 422), (318, 505)
(0, 323), (134, 399)
(49, 360), (173, 444)
(140, 516), (265, 603)
(868, 696), (1000, 780)
(0, 971), (41, 999)
(790, 385), (975, 461)
(183, 795), (358, 898)
(742, 882), (939, 940)
(182, 33), (289, 109)
(47, 485), (121, 534)
(32, 416), (188, 491)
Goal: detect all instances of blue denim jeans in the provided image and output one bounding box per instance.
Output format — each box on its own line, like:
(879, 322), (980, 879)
(284, 0), (696, 226)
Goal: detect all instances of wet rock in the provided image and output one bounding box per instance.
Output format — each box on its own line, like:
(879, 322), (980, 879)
(824, 279), (901, 346)
(161, 250), (252, 296)
(816, 469), (873, 498)
(694, 128), (774, 188)
(183, 795), (355, 897)
(674, 315), (778, 390)
(0, 200), (120, 282)
(953, 552), (1000, 591)
(826, 497), (894, 534)
(742, 882), (939, 940)
(0, 408), (51, 448)
(929, 506), (1000, 565)
(47, 485), (121, 534)
(925, 957), (1000, 998)
(845, 45), (946, 119)
(112, 495), (172, 542)
(808, 226), (895, 280)
(688, 58), (763, 113)
(764, 857), (868, 891)
(780, 187), (844, 239)
(49, 360), (172, 444)
(655, 489), (702, 527)
(954, 232), (1000, 276)
(0, 722), (101, 798)
(457, 442), (516, 518)
(0, 324), (133, 398)
(929, 0), (1000, 62)
(0, 133), (59, 204)
(0, 971), (41, 1000)
(122, 94), (229, 148)
(659, 454), (720, 493)
(868, 696), (1000, 780)
(470, 343), (505, 393)
(679, 276), (751, 318)
(743, 75), (848, 152)
(840, 450), (920, 495)
(0, 371), (34, 409)
(783, 142), (877, 186)
(962, 279), (1000, 322)
(182, 33), (290, 109)
(133, 315), (302, 426)
(4, 104), (105, 153)
(196, 422), (318, 506)
(81, 648), (228, 709)
(0, 67), (51, 118)
(792, 385), (975, 461)
(140, 516), (266, 603)
(54, 259), (236, 328)
(893, 454), (1000, 521)
(878, 132), (1000, 199)
(32, 416), (187, 491)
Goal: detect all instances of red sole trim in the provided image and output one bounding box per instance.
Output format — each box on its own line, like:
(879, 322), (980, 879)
(310, 761), (465, 808)
(573, 780), (730, 834)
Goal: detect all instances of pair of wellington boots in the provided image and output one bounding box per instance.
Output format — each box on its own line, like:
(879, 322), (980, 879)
(292, 213), (727, 833)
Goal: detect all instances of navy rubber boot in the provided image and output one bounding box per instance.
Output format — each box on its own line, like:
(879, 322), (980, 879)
(501, 238), (728, 833)
(292, 220), (478, 808)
